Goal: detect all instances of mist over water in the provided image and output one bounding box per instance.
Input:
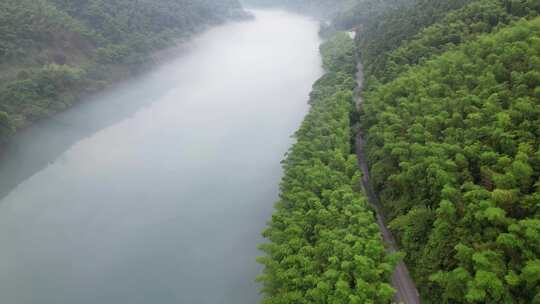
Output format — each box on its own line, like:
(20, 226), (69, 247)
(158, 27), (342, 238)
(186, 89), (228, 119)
(0, 10), (322, 304)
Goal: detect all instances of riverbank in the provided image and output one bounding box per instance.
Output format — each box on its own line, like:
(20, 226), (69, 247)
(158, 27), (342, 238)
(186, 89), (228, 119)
(257, 32), (398, 303)
(0, 11), (323, 303)
(0, 0), (247, 146)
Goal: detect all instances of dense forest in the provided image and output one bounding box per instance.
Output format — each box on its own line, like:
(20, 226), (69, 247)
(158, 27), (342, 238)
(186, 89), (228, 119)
(257, 33), (398, 303)
(3, 0), (540, 302)
(0, 0), (244, 142)
(243, 0), (359, 18)
(344, 0), (540, 302)
(256, 0), (540, 302)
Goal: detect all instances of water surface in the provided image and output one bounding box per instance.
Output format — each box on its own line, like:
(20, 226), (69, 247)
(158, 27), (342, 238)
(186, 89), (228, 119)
(0, 10), (322, 304)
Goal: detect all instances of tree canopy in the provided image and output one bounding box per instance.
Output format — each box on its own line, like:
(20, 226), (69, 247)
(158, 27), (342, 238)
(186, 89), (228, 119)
(258, 33), (398, 304)
(348, 0), (540, 302)
(0, 0), (243, 143)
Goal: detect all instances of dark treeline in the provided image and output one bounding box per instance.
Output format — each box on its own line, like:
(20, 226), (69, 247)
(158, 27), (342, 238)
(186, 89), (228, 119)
(0, 0), (244, 141)
(257, 33), (398, 304)
(242, 0), (359, 18)
(352, 0), (470, 79)
(355, 0), (540, 82)
(341, 0), (540, 303)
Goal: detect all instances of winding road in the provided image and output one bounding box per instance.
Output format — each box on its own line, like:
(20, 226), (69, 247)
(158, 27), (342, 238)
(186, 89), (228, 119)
(354, 63), (422, 304)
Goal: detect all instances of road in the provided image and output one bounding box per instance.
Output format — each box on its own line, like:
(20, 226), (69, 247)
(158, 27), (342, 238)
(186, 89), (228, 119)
(354, 63), (422, 304)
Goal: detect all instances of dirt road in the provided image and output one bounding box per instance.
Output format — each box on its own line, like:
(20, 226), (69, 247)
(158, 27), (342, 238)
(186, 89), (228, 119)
(355, 63), (422, 304)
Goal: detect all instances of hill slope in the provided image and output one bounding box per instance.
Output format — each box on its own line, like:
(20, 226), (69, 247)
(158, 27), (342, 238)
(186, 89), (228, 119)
(363, 17), (540, 303)
(257, 33), (399, 304)
(254, 0), (540, 302)
(0, 0), (244, 141)
(346, 0), (540, 302)
(242, 0), (359, 18)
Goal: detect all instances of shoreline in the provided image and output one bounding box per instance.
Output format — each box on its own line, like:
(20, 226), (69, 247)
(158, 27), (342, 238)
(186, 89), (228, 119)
(0, 14), (254, 154)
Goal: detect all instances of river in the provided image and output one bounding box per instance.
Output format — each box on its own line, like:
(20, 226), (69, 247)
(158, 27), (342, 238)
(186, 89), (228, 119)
(0, 10), (322, 304)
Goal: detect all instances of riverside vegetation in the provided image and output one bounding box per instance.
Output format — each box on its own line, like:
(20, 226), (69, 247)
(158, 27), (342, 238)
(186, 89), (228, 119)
(0, 0), (244, 142)
(3, 0), (540, 302)
(254, 0), (540, 303)
(257, 33), (399, 304)
(243, 0), (359, 18)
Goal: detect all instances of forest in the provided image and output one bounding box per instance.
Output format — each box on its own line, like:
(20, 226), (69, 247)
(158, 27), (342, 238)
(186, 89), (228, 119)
(243, 0), (359, 18)
(257, 33), (398, 304)
(255, 0), (540, 302)
(347, 0), (540, 303)
(0, 0), (244, 142)
(2, 0), (540, 302)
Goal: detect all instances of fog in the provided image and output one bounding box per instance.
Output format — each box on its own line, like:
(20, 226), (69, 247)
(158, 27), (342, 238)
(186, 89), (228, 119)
(0, 10), (322, 304)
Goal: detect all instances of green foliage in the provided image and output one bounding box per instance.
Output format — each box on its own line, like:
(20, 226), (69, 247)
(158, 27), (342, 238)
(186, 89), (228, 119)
(0, 0), (88, 63)
(353, 0), (471, 79)
(258, 34), (396, 303)
(320, 33), (357, 76)
(95, 44), (132, 64)
(0, 0), (243, 142)
(0, 64), (85, 126)
(360, 16), (540, 303)
(0, 111), (14, 140)
(243, 0), (359, 18)
(259, 0), (540, 302)
(48, 0), (244, 56)
(363, 0), (540, 83)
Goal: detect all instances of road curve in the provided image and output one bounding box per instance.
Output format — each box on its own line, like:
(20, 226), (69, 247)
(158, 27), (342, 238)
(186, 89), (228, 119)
(354, 62), (422, 304)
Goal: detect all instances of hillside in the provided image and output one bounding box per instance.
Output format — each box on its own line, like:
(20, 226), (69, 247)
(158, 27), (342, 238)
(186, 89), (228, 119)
(242, 0), (359, 18)
(0, 0), (244, 141)
(257, 33), (398, 304)
(355, 0), (540, 82)
(252, 0), (540, 302)
(347, 0), (540, 302)
(363, 17), (540, 303)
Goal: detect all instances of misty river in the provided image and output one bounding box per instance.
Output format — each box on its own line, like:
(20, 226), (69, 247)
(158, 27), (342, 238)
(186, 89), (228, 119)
(0, 10), (322, 304)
